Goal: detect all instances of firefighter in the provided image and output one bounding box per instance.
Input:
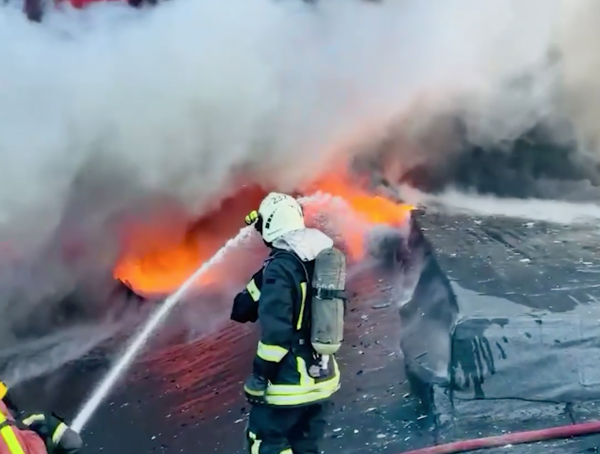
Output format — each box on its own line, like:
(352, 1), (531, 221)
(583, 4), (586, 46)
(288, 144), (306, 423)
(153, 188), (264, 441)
(0, 381), (82, 454)
(232, 192), (347, 454)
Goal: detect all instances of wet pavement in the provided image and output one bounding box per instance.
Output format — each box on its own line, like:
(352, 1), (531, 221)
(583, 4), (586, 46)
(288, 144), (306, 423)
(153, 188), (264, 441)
(7, 212), (600, 453)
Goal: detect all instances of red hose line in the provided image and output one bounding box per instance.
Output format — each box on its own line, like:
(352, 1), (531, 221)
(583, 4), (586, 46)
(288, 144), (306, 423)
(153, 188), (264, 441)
(400, 420), (600, 454)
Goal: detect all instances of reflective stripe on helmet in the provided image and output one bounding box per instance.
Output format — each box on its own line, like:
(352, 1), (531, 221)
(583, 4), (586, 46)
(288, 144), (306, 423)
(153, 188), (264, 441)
(257, 193), (305, 243)
(244, 210), (259, 226)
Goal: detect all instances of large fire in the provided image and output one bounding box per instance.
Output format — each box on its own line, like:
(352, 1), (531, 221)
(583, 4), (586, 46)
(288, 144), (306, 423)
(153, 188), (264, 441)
(113, 173), (412, 296)
(307, 173), (413, 259)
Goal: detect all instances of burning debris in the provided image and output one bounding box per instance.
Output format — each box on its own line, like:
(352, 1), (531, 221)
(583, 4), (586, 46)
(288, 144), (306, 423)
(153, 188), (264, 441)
(113, 170), (413, 299)
(113, 185), (267, 297)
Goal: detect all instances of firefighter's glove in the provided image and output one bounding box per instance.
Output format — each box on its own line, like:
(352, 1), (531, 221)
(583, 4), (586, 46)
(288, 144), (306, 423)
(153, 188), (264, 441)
(21, 413), (83, 454)
(244, 375), (268, 405)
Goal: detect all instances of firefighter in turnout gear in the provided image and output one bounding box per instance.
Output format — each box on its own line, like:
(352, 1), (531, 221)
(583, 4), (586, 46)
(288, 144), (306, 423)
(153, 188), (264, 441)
(232, 192), (347, 454)
(0, 382), (82, 454)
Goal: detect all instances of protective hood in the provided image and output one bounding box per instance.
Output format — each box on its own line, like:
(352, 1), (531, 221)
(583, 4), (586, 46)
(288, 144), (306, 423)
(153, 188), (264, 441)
(272, 228), (334, 262)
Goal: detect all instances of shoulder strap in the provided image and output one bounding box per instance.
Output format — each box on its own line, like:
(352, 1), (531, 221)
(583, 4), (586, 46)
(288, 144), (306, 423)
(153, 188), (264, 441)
(0, 418), (30, 431)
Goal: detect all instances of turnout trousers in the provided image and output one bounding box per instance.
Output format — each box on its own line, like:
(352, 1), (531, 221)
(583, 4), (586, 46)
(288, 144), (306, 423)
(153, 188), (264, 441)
(245, 402), (328, 454)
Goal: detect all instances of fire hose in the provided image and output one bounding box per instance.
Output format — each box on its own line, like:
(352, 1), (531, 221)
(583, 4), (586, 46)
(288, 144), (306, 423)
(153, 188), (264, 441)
(399, 420), (600, 454)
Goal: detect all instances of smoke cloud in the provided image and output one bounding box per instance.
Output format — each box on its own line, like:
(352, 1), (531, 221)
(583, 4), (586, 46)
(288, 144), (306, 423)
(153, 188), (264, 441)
(2, 0), (597, 242)
(1, 0), (600, 365)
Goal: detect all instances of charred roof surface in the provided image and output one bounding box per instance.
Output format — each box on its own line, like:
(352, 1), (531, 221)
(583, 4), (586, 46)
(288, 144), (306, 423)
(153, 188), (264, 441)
(7, 212), (600, 453)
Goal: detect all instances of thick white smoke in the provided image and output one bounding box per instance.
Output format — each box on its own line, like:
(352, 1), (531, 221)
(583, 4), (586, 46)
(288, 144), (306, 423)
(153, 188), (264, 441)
(2, 0), (600, 384)
(0, 0), (599, 304)
(2, 0), (593, 242)
(559, 0), (600, 154)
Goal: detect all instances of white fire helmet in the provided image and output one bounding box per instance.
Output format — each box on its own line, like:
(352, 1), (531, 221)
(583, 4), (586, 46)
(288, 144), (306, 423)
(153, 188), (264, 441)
(257, 192), (305, 243)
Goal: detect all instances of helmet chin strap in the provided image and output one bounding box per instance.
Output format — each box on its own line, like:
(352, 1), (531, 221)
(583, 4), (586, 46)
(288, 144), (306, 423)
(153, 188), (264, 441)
(251, 214), (272, 248)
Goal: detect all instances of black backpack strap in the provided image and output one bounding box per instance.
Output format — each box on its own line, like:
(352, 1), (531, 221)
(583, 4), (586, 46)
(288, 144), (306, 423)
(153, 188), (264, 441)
(0, 419), (13, 429)
(0, 418), (30, 431)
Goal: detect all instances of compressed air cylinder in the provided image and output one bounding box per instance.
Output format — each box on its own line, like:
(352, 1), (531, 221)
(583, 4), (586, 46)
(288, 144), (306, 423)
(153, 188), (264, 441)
(311, 247), (346, 356)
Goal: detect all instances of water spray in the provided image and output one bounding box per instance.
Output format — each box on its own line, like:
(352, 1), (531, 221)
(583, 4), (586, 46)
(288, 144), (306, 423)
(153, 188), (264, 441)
(70, 194), (325, 433)
(70, 226), (253, 433)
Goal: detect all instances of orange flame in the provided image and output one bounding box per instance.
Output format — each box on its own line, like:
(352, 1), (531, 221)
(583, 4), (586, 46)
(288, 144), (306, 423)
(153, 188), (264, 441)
(307, 173), (413, 260)
(113, 173), (412, 296)
(113, 186), (266, 296)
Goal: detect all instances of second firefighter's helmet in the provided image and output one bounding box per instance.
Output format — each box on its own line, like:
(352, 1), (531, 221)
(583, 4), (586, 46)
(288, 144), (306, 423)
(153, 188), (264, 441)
(245, 193), (304, 243)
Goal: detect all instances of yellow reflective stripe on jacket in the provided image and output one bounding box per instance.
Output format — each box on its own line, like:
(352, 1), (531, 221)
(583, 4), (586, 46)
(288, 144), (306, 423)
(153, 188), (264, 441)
(0, 382), (7, 400)
(265, 357), (340, 405)
(244, 385), (265, 397)
(52, 422), (68, 445)
(267, 357), (339, 396)
(246, 279), (261, 302)
(296, 282), (307, 331)
(256, 341), (289, 362)
(21, 415), (44, 426)
(265, 383), (340, 406)
(0, 413), (26, 454)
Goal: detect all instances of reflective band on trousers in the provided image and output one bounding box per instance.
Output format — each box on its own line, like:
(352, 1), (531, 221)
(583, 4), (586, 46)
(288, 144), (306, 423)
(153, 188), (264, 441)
(0, 414), (26, 454)
(248, 431), (292, 454)
(256, 341), (289, 362)
(247, 431), (262, 454)
(246, 280), (261, 302)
